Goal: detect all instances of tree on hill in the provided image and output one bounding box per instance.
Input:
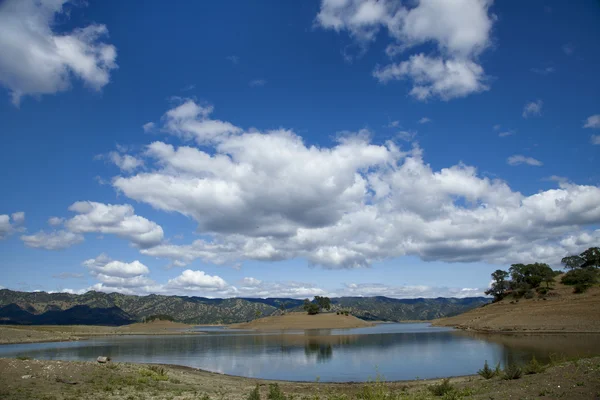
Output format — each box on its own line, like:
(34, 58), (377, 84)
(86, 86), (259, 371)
(314, 296), (331, 312)
(303, 297), (330, 315)
(279, 302), (286, 314)
(485, 270), (509, 302)
(561, 247), (600, 293)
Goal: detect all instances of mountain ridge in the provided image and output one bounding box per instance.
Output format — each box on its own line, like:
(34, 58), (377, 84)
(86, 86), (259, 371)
(0, 289), (489, 325)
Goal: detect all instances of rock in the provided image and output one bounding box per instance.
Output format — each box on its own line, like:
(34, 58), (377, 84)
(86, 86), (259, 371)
(21, 375), (32, 379)
(96, 356), (109, 363)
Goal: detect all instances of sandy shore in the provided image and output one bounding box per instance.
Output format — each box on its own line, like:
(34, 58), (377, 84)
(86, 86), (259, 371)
(0, 321), (204, 345)
(433, 282), (600, 333)
(229, 312), (374, 330)
(0, 356), (598, 399)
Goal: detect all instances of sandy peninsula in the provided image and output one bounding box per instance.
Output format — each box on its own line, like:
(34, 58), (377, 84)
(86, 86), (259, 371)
(229, 312), (374, 330)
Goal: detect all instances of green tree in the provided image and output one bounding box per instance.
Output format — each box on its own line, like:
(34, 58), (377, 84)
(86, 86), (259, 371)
(485, 269), (509, 301)
(254, 310), (262, 319)
(279, 302), (286, 314)
(314, 296), (331, 312)
(561, 247), (600, 269)
(561, 268), (599, 293)
(509, 263), (553, 292)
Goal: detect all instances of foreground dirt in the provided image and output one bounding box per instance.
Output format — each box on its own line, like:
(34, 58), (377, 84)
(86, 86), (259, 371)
(434, 280), (600, 333)
(229, 312), (374, 330)
(0, 356), (599, 400)
(0, 320), (202, 344)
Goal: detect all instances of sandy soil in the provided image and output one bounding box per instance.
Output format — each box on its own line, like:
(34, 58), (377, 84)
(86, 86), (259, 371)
(0, 356), (598, 400)
(0, 320), (202, 345)
(229, 312), (374, 330)
(433, 280), (600, 333)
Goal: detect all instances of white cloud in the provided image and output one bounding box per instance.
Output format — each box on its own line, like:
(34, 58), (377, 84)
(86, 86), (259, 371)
(418, 117), (431, 124)
(591, 135), (600, 145)
(397, 130), (416, 141)
(373, 54), (488, 100)
(522, 100), (543, 118)
(583, 115), (600, 129)
(111, 99), (600, 269)
(21, 230), (84, 250)
(161, 99), (242, 145)
(0, 0), (117, 105)
(493, 124), (501, 131)
(166, 270), (227, 292)
(339, 283), (486, 298)
(249, 79), (267, 87)
(530, 67), (555, 76)
(507, 155), (543, 167)
(108, 152), (144, 172)
(142, 122), (156, 132)
(241, 277), (262, 286)
(498, 130), (515, 137)
(0, 212), (25, 239)
(226, 55), (240, 64)
(65, 201), (164, 248)
(48, 217), (64, 226)
(316, 0), (494, 100)
(387, 120), (400, 128)
(83, 254), (150, 278)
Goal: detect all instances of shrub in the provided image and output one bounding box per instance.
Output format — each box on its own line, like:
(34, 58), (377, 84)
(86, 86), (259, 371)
(561, 268), (598, 293)
(428, 379), (454, 396)
(477, 360), (495, 379)
(524, 356), (545, 375)
(247, 384), (261, 400)
(267, 384), (287, 400)
(502, 364), (522, 380)
(536, 287), (550, 295)
(148, 365), (167, 376)
(524, 290), (535, 299)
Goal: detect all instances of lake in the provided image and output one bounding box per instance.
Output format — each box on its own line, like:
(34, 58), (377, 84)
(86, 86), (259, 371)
(1, 323), (599, 382)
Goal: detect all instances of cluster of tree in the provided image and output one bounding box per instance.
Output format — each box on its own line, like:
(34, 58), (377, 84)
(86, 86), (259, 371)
(486, 247), (599, 301)
(143, 314), (175, 322)
(303, 296), (331, 315)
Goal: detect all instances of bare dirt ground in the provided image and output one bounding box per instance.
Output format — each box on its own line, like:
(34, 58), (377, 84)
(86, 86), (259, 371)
(0, 320), (203, 344)
(0, 356), (599, 400)
(433, 280), (600, 333)
(229, 312), (374, 330)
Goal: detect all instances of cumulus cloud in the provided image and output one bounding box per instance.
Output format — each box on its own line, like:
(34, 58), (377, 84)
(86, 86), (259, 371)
(161, 100), (242, 145)
(142, 122), (155, 132)
(316, 0), (495, 100)
(0, 0), (117, 105)
(65, 201), (164, 248)
(107, 152), (144, 172)
(165, 269), (228, 292)
(583, 115), (600, 129)
(339, 283), (486, 298)
(522, 100), (543, 118)
(0, 212), (25, 239)
(591, 136), (600, 145)
(112, 99), (600, 269)
(418, 117), (431, 124)
(507, 155), (543, 167)
(48, 217), (64, 226)
(83, 254), (150, 278)
(21, 230), (84, 250)
(373, 54), (488, 100)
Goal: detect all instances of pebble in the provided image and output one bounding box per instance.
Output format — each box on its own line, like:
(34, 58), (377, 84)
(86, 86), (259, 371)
(21, 375), (32, 379)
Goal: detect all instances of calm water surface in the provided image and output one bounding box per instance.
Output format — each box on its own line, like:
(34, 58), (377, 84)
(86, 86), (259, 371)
(1, 323), (599, 382)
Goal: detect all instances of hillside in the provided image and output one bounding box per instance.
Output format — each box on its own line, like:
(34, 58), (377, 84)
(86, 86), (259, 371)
(433, 278), (600, 332)
(229, 312), (373, 330)
(0, 289), (488, 325)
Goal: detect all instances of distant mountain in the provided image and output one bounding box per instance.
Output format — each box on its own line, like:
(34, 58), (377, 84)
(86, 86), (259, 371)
(0, 303), (134, 325)
(0, 289), (489, 326)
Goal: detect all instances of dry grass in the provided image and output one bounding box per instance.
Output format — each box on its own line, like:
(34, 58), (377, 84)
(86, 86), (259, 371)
(433, 277), (600, 333)
(229, 312), (374, 330)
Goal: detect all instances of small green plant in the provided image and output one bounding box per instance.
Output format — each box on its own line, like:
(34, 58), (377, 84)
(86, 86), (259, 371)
(502, 364), (522, 380)
(477, 360), (495, 379)
(247, 384), (261, 400)
(268, 383), (287, 400)
(524, 355), (545, 375)
(494, 362), (502, 376)
(16, 356), (31, 360)
(428, 379), (454, 396)
(148, 365), (167, 376)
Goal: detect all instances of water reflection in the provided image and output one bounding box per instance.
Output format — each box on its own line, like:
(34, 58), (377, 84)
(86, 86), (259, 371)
(1, 323), (599, 382)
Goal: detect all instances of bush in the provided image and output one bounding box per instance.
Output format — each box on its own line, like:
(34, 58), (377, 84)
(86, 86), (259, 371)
(306, 303), (320, 315)
(502, 364), (522, 380)
(428, 379), (454, 396)
(247, 384), (261, 400)
(148, 365), (167, 376)
(267, 384), (287, 400)
(536, 287), (550, 295)
(524, 356), (545, 375)
(524, 290), (535, 299)
(561, 268), (598, 293)
(477, 360), (495, 379)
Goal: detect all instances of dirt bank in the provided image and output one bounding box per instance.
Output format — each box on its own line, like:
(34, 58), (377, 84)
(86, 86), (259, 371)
(229, 312), (374, 330)
(0, 320), (202, 345)
(1, 356), (599, 400)
(433, 280), (600, 333)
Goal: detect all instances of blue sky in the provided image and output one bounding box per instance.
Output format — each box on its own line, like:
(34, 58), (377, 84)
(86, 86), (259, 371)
(1, 0), (599, 299)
